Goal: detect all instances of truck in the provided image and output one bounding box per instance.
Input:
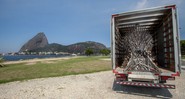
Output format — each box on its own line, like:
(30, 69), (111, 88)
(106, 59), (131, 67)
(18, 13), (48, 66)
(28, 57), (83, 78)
(111, 5), (181, 89)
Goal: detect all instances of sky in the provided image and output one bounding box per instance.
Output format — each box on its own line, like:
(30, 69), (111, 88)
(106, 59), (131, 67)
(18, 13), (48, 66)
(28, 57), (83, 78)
(0, 0), (185, 53)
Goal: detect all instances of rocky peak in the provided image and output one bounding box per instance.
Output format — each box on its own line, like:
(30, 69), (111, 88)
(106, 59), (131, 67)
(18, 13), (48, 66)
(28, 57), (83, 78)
(19, 32), (48, 52)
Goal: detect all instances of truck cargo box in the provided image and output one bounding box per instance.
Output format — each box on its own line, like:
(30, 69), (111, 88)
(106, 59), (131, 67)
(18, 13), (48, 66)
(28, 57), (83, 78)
(111, 5), (181, 88)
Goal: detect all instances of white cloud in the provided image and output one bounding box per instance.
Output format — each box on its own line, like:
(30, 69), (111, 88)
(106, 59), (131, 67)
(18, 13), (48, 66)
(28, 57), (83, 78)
(135, 0), (148, 10)
(134, 0), (183, 10)
(104, 8), (116, 14)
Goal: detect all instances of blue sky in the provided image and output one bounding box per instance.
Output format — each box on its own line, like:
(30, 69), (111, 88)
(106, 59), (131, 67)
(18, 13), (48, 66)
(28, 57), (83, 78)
(0, 0), (185, 53)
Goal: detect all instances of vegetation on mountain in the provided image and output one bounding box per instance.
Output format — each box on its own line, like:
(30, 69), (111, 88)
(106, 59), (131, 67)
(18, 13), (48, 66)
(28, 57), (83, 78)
(30, 43), (67, 52)
(67, 41), (107, 54)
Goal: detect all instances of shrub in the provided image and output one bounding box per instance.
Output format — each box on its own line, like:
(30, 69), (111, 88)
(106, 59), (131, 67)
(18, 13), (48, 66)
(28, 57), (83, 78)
(85, 48), (94, 56)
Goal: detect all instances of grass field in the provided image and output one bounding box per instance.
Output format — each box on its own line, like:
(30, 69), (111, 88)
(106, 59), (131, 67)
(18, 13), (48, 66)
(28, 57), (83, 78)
(182, 55), (185, 59)
(0, 56), (111, 84)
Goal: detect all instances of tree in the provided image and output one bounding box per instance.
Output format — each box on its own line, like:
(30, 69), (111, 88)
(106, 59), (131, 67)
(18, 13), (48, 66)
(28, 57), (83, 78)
(0, 56), (5, 67)
(181, 40), (185, 55)
(100, 49), (110, 56)
(85, 48), (94, 56)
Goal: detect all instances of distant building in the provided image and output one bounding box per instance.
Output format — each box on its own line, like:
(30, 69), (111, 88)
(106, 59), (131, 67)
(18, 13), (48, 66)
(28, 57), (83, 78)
(72, 53), (77, 56)
(19, 52), (26, 55)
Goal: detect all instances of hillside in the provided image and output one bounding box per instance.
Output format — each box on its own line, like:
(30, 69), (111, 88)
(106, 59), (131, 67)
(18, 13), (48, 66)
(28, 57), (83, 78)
(67, 41), (107, 54)
(20, 33), (107, 54)
(30, 43), (67, 52)
(20, 32), (48, 52)
(30, 41), (107, 54)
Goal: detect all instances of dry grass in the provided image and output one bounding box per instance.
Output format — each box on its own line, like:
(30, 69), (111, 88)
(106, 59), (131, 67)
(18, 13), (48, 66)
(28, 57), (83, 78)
(0, 56), (111, 84)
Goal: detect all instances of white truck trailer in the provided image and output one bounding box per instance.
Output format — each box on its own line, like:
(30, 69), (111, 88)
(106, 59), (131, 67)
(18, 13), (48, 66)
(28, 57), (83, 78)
(111, 5), (181, 89)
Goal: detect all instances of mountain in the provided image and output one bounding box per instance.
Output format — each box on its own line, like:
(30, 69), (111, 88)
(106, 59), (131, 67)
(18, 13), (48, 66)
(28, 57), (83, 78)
(19, 32), (48, 52)
(20, 33), (107, 54)
(67, 41), (107, 54)
(31, 41), (107, 54)
(30, 43), (67, 52)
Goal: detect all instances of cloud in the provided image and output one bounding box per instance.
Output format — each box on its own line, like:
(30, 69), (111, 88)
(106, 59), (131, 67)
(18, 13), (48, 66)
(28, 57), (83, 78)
(103, 8), (116, 14)
(135, 0), (148, 10)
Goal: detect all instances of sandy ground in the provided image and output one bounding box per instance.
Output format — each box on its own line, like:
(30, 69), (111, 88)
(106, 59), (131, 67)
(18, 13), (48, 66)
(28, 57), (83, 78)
(2, 56), (77, 65)
(100, 58), (111, 61)
(0, 69), (185, 99)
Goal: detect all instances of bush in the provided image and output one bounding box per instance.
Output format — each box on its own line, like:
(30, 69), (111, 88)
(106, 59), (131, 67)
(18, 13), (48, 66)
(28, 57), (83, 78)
(85, 48), (94, 56)
(100, 49), (110, 56)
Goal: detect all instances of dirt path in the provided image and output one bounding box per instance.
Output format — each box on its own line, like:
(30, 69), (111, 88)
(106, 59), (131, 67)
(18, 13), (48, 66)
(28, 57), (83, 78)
(0, 70), (185, 99)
